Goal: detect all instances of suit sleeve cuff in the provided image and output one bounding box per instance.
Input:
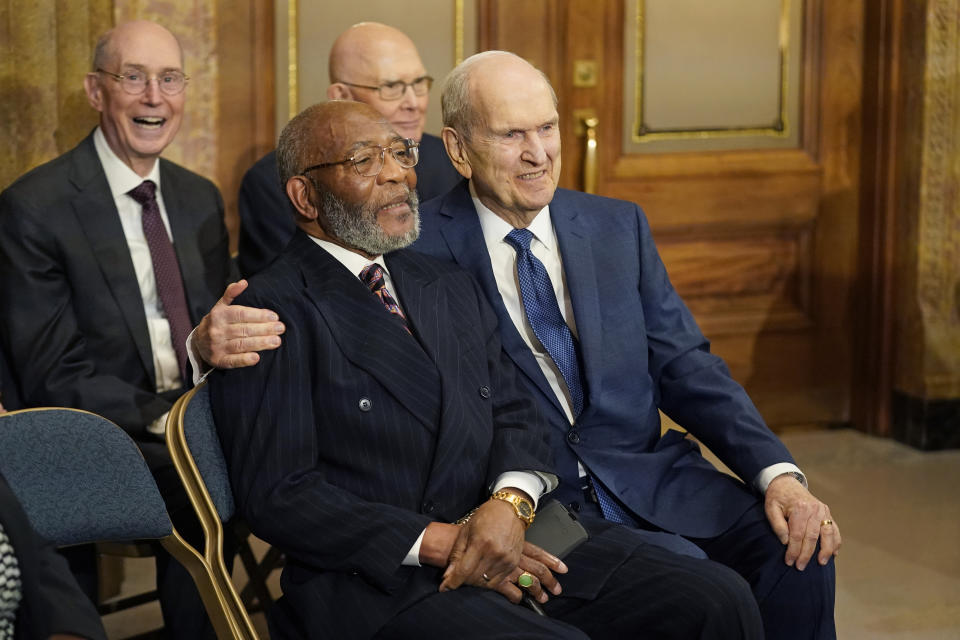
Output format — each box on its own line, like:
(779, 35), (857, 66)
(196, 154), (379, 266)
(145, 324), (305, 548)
(753, 463), (806, 493)
(402, 528), (427, 567)
(492, 471), (554, 509)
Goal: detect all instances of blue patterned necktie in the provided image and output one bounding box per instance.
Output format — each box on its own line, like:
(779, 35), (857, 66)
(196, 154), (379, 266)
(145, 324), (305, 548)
(504, 228), (584, 416)
(360, 263), (412, 335)
(505, 228), (634, 526)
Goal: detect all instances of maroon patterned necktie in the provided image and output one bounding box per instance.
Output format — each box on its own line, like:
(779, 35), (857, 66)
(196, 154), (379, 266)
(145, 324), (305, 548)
(359, 264), (411, 334)
(128, 180), (192, 382)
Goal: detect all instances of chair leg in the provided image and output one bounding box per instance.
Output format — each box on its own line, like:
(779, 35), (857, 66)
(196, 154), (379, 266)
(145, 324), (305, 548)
(232, 522), (281, 613)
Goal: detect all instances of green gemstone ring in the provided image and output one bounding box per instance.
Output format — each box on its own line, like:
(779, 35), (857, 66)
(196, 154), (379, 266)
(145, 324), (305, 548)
(517, 572), (534, 589)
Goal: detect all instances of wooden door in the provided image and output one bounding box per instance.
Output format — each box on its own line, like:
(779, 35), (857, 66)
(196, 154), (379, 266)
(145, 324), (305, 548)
(479, 0), (865, 429)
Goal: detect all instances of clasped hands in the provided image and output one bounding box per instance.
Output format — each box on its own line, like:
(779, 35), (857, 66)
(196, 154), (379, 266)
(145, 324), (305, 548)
(421, 497), (567, 606)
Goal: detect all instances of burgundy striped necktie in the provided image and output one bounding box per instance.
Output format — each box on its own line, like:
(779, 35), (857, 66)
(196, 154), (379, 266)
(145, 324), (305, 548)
(128, 180), (192, 382)
(359, 263), (411, 334)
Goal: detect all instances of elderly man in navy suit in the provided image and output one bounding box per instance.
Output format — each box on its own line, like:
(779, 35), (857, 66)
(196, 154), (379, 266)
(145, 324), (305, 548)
(210, 100), (764, 640)
(407, 51), (841, 639)
(236, 22), (460, 276)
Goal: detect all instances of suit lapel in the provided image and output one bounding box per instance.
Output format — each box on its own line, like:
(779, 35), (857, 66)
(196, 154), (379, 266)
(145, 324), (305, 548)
(436, 183), (566, 418)
(551, 193), (605, 410)
(291, 234), (441, 432)
(69, 135), (155, 382)
(160, 160), (210, 323)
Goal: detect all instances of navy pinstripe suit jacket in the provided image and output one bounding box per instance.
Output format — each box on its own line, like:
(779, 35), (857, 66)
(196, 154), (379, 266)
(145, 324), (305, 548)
(209, 231), (558, 638)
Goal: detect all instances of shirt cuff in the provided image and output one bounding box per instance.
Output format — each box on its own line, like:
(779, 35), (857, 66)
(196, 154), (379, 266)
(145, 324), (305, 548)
(146, 410), (169, 437)
(186, 327), (213, 386)
(492, 471), (552, 509)
(753, 463), (806, 493)
(402, 528), (427, 567)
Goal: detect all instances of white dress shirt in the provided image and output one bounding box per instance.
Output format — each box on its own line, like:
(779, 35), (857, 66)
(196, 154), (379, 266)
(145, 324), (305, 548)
(470, 187), (804, 494)
(93, 127), (181, 435)
(306, 236), (550, 565)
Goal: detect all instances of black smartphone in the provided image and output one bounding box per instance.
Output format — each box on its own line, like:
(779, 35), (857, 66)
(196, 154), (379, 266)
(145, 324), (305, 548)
(521, 499), (589, 615)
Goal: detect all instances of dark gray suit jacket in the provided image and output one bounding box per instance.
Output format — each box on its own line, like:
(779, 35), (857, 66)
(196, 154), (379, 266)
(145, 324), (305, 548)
(0, 132), (232, 440)
(236, 133), (460, 276)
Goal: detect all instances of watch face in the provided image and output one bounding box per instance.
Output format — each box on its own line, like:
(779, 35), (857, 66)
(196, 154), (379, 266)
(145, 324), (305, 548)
(517, 501), (533, 518)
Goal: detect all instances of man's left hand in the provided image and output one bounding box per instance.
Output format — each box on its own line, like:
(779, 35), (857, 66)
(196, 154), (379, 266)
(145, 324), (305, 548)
(438, 498), (525, 592)
(765, 473), (841, 570)
(193, 280), (285, 369)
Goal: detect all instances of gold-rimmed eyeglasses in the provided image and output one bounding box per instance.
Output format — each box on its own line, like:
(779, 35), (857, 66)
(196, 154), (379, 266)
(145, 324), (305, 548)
(339, 76), (433, 101)
(300, 139), (420, 178)
(96, 68), (190, 96)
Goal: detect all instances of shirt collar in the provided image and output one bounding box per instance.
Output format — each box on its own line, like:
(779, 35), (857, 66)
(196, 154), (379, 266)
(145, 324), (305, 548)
(470, 181), (556, 253)
(308, 235), (389, 279)
(93, 126), (161, 199)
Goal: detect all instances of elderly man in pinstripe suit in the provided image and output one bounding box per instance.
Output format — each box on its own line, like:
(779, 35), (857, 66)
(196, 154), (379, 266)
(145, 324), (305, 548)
(209, 100), (763, 640)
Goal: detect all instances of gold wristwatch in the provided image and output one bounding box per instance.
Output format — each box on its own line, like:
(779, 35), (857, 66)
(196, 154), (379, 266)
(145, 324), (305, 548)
(490, 490), (535, 529)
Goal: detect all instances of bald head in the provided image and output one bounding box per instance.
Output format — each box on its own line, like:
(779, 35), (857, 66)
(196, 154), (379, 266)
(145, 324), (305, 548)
(327, 22), (429, 141)
(92, 20), (184, 72)
(277, 100), (388, 187)
(441, 50), (557, 140)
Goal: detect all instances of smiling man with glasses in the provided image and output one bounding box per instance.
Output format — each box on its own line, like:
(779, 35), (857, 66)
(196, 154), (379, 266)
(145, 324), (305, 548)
(235, 22), (460, 278)
(0, 20), (236, 639)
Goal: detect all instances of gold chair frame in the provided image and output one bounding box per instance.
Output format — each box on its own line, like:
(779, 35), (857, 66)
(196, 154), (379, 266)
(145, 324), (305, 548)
(166, 384), (260, 640)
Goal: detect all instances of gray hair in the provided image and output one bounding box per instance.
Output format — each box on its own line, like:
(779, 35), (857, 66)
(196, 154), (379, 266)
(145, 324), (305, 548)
(91, 29), (113, 71)
(276, 103), (327, 188)
(440, 50), (557, 139)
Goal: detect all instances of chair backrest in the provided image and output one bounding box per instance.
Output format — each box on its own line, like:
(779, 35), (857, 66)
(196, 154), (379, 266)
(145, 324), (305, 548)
(0, 406), (248, 640)
(0, 408), (171, 545)
(167, 381), (259, 639)
(179, 382), (235, 521)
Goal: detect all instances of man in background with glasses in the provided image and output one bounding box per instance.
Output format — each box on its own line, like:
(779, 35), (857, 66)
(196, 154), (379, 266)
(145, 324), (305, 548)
(236, 22), (460, 277)
(0, 19), (232, 638)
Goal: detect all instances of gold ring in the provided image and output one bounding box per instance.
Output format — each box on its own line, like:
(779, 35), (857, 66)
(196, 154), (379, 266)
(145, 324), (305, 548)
(517, 572), (534, 589)
(481, 572), (491, 582)
(821, 519), (833, 527)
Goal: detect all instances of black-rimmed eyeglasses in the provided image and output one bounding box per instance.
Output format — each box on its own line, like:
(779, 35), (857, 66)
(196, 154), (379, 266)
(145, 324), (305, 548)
(339, 76), (433, 101)
(96, 68), (190, 96)
(300, 139), (420, 178)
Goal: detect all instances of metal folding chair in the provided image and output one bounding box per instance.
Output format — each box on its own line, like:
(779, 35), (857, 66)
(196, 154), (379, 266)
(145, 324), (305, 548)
(0, 407), (247, 640)
(166, 381), (266, 639)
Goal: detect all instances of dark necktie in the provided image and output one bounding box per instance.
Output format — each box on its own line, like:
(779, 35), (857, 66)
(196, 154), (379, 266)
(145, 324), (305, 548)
(359, 263), (411, 334)
(505, 228), (634, 525)
(128, 180), (192, 382)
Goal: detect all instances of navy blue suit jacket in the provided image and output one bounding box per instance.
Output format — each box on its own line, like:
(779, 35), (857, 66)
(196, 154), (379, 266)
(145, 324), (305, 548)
(237, 133), (460, 276)
(210, 231), (561, 638)
(413, 181), (795, 538)
(0, 132), (232, 439)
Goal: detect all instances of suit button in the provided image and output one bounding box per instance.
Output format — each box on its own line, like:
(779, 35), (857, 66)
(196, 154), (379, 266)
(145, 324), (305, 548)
(478, 385), (490, 399)
(422, 501), (435, 513)
(567, 501), (581, 513)
(567, 430), (580, 444)
(358, 397), (372, 412)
